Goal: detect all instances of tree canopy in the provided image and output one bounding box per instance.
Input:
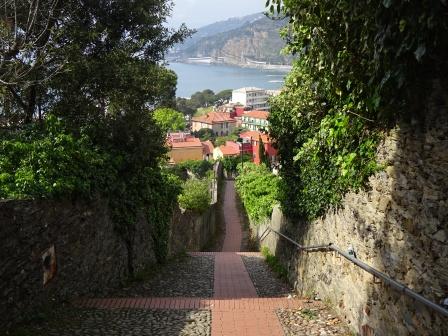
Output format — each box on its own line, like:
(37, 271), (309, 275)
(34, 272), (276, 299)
(176, 89), (232, 115)
(0, 0), (192, 264)
(153, 108), (186, 132)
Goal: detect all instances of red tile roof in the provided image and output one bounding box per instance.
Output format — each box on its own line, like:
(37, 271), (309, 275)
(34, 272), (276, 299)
(170, 137), (202, 148)
(192, 112), (236, 124)
(243, 110), (269, 120)
(219, 143), (240, 156)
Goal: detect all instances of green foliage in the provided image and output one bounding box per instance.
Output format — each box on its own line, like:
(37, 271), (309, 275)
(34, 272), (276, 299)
(261, 246), (288, 282)
(177, 178), (211, 213)
(194, 128), (216, 142)
(0, 116), (111, 199)
(264, 0), (448, 220)
(267, 0), (448, 120)
(235, 163), (280, 223)
(300, 308), (318, 320)
(0, 0), (193, 265)
(175, 89), (233, 114)
(153, 108), (186, 132)
(174, 160), (214, 179)
(221, 155), (252, 174)
(258, 136), (269, 167)
(215, 134), (238, 146)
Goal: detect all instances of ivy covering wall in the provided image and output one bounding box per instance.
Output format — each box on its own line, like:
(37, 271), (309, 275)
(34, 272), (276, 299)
(266, 0), (448, 220)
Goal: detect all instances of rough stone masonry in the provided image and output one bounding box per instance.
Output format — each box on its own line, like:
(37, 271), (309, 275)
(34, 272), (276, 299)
(255, 83), (448, 335)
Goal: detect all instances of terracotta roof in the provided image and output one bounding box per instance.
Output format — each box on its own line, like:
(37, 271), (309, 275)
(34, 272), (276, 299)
(243, 110), (269, 120)
(202, 140), (215, 155)
(240, 130), (272, 144)
(219, 143), (240, 156)
(192, 112), (236, 124)
(170, 137), (202, 148)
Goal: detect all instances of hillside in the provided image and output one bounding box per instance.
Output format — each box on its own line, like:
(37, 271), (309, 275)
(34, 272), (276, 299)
(178, 12), (264, 51)
(171, 14), (292, 66)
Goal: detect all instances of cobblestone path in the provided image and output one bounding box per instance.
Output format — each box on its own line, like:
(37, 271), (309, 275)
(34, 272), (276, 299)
(20, 180), (350, 335)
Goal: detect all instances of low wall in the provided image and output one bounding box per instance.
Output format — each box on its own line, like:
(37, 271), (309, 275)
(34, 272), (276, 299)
(252, 99), (448, 335)
(1, 178), (219, 328)
(169, 204), (217, 255)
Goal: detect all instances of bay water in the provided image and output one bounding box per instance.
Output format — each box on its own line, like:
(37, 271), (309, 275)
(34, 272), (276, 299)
(167, 62), (287, 98)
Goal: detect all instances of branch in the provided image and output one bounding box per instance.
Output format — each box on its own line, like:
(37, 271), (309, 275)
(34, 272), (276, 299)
(8, 86), (28, 111)
(346, 110), (374, 122)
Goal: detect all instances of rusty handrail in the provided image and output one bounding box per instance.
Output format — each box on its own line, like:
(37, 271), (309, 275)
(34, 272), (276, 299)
(262, 226), (448, 318)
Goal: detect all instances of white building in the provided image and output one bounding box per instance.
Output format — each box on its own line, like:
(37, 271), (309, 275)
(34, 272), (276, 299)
(231, 87), (269, 111)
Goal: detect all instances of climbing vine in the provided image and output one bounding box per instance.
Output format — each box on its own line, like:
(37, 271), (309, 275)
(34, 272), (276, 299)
(266, 0), (447, 219)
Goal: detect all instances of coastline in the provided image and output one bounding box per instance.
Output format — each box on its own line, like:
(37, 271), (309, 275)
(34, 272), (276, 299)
(168, 59), (292, 73)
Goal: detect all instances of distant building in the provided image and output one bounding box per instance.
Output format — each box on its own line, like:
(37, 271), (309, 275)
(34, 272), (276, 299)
(192, 112), (236, 136)
(241, 110), (269, 131)
(167, 133), (204, 163)
(213, 141), (240, 160)
(240, 130), (278, 165)
(231, 87), (269, 111)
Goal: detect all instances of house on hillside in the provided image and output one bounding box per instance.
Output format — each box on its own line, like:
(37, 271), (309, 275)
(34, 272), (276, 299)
(241, 110), (269, 131)
(240, 130), (278, 165)
(213, 141), (240, 160)
(191, 112), (236, 136)
(167, 133), (203, 163)
(231, 87), (269, 111)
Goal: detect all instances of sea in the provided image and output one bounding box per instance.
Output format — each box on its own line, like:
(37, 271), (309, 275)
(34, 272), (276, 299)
(167, 62), (288, 98)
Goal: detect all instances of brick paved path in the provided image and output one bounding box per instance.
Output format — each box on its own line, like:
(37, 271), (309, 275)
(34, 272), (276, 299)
(222, 180), (243, 252)
(75, 180), (308, 335)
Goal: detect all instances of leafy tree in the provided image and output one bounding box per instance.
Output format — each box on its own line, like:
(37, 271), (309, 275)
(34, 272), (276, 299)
(1, 0), (191, 128)
(215, 89), (233, 103)
(153, 108), (186, 132)
(222, 154), (252, 174)
(176, 97), (196, 115)
(174, 160), (214, 179)
(194, 128), (216, 142)
(0, 0), (193, 265)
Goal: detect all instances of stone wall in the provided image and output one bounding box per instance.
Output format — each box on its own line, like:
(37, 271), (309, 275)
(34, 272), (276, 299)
(169, 204), (217, 255)
(254, 90), (448, 335)
(0, 198), (132, 328)
(1, 177), (219, 328)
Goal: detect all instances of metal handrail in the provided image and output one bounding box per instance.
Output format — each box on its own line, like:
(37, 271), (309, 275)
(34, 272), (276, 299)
(262, 226), (448, 318)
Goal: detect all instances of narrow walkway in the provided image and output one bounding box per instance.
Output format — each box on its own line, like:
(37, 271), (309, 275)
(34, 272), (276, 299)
(67, 180), (350, 336)
(210, 180), (285, 335)
(221, 180), (242, 252)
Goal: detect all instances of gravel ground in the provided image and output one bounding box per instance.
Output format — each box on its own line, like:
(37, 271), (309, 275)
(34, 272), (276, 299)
(19, 308), (211, 336)
(277, 306), (353, 336)
(241, 255), (293, 297)
(114, 256), (214, 298)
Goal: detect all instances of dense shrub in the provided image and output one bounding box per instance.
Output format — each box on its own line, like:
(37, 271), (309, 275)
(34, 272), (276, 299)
(0, 116), (112, 199)
(177, 178), (211, 213)
(177, 160), (214, 179)
(235, 163), (280, 223)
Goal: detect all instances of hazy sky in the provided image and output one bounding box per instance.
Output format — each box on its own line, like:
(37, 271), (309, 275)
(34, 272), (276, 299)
(168, 0), (267, 29)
